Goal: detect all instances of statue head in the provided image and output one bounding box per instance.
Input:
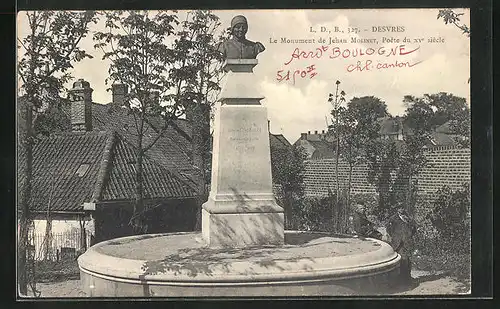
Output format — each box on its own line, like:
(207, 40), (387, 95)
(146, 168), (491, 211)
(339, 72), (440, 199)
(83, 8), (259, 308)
(230, 15), (248, 40)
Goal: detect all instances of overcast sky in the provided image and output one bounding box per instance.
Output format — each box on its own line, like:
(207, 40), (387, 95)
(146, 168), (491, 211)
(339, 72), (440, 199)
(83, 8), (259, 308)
(17, 9), (470, 143)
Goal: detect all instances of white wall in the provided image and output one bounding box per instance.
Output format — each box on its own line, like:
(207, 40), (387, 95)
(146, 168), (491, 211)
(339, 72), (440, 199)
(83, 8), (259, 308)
(29, 219), (93, 260)
(33, 219), (81, 235)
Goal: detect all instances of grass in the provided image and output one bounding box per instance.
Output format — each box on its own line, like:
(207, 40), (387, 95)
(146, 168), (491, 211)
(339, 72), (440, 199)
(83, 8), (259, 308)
(33, 259), (80, 283)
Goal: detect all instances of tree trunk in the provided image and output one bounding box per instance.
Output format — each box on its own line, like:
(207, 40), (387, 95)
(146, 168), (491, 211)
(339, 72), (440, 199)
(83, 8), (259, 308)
(345, 161), (354, 234)
(190, 104), (209, 231)
(79, 215), (87, 252)
(335, 137), (340, 203)
(132, 134), (145, 235)
(284, 190), (294, 230)
(43, 217), (52, 260)
(405, 174), (413, 215)
(347, 165), (352, 206)
(334, 136), (340, 230)
(18, 103), (34, 296)
(44, 175), (55, 261)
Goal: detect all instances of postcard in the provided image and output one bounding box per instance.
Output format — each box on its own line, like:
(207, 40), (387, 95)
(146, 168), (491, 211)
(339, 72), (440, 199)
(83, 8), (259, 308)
(16, 8), (472, 298)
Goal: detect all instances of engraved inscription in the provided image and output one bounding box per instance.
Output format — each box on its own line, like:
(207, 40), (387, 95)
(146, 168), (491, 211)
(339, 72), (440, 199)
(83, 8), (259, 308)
(227, 126), (261, 152)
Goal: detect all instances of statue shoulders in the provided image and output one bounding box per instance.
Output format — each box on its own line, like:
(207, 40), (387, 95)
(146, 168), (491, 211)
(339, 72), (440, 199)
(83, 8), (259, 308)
(240, 39), (266, 53)
(217, 37), (265, 59)
(242, 38), (265, 50)
(254, 41), (265, 53)
(216, 41), (226, 53)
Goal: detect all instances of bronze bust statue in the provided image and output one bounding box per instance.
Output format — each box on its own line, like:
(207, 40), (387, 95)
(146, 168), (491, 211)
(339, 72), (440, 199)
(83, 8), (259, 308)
(217, 15), (265, 59)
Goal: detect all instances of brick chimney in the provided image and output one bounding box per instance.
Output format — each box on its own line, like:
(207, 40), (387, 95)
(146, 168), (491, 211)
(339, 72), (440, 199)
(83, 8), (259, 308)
(112, 84), (128, 106)
(68, 79), (93, 132)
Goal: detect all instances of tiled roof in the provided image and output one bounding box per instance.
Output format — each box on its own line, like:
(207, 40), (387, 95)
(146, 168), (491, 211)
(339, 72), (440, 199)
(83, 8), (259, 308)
(435, 121), (453, 134)
(379, 117), (403, 135)
(92, 104), (193, 171)
(18, 131), (111, 212)
(20, 98), (199, 189)
(91, 103), (198, 189)
(101, 134), (197, 201)
(18, 130), (197, 213)
(270, 134), (291, 150)
(294, 132), (333, 143)
(428, 132), (457, 147)
(19, 98), (195, 179)
(309, 140), (335, 159)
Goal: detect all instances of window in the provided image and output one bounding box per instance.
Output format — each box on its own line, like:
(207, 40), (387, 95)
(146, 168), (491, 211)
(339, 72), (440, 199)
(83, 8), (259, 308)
(76, 164), (90, 177)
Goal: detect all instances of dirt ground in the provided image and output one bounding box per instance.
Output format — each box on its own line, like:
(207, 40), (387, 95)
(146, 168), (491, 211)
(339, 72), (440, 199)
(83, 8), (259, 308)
(21, 271), (470, 298)
(393, 271), (471, 295)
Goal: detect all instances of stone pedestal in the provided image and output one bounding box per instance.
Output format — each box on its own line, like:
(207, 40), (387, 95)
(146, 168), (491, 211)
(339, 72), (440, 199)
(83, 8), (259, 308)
(202, 59), (284, 248)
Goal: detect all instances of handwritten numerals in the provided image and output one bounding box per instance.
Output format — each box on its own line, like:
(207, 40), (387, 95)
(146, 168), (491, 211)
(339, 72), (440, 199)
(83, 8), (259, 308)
(276, 64), (318, 85)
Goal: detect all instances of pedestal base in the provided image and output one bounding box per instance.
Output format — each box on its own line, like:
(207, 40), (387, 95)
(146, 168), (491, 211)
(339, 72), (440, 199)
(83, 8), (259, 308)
(202, 93), (285, 247)
(202, 208), (284, 248)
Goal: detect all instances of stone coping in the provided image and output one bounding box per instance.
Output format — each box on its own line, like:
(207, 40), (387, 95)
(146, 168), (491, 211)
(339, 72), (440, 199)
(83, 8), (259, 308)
(222, 59), (259, 72)
(202, 199), (283, 214)
(223, 59), (258, 65)
(78, 231), (400, 285)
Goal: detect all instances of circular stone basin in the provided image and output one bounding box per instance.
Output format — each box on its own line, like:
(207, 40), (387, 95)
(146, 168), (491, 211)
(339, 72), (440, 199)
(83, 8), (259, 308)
(78, 231), (401, 297)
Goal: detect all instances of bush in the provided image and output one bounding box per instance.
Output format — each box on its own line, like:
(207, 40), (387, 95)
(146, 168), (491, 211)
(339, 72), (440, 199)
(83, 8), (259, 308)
(350, 193), (382, 225)
(413, 185), (471, 279)
(292, 193), (349, 233)
(289, 192), (388, 237)
(428, 185), (470, 242)
(351, 193), (379, 214)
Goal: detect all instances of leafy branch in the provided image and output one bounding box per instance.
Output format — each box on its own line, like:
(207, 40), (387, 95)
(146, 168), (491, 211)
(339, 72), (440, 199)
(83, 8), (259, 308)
(437, 9), (470, 37)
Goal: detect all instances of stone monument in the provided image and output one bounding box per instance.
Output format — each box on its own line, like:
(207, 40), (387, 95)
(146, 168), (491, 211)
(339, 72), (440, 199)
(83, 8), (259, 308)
(77, 15), (401, 297)
(202, 15), (284, 247)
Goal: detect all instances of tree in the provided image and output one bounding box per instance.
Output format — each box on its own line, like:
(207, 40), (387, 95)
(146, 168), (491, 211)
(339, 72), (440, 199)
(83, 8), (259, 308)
(271, 145), (308, 229)
(437, 9), (470, 37)
(403, 93), (470, 147)
(94, 10), (182, 234)
(343, 96), (390, 217)
(337, 108), (357, 208)
(17, 10), (98, 296)
(18, 97), (71, 137)
(399, 95), (439, 214)
(365, 138), (400, 218)
(399, 93), (469, 213)
(341, 96), (388, 208)
(171, 10), (227, 229)
(94, 10), (226, 233)
(326, 80), (346, 230)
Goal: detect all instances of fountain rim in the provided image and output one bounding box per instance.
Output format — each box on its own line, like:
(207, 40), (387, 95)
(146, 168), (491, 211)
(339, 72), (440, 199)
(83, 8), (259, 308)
(78, 231), (401, 286)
